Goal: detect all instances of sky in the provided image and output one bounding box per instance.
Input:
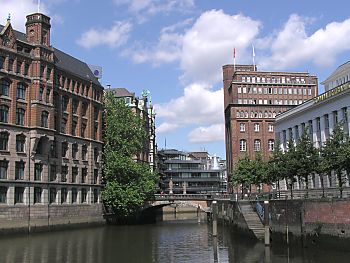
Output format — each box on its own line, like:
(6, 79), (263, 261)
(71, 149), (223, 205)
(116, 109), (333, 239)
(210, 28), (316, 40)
(2, 0), (350, 158)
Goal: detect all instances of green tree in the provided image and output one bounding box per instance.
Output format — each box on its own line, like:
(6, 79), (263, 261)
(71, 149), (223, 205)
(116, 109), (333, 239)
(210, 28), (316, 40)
(267, 140), (285, 198)
(295, 130), (319, 198)
(251, 152), (268, 193)
(284, 140), (299, 199)
(320, 123), (347, 198)
(231, 156), (253, 199)
(102, 92), (158, 221)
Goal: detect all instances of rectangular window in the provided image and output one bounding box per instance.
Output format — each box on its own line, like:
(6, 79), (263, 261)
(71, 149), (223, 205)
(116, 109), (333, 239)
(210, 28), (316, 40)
(94, 169), (98, 184)
(82, 145), (87, 161)
(0, 160), (8, 179)
(15, 187), (24, 204)
(239, 123), (245, 132)
(61, 166), (68, 182)
(72, 188), (77, 203)
(333, 111), (338, 126)
(8, 59), (14, 72)
(82, 168), (87, 183)
(93, 189), (98, 203)
(268, 123), (274, 132)
(0, 187), (7, 203)
(16, 61), (22, 74)
(72, 167), (78, 183)
(34, 163), (42, 181)
(72, 100), (78, 114)
(49, 188), (56, 204)
(15, 161), (25, 180)
(61, 188), (67, 203)
(254, 123), (260, 132)
(34, 187), (42, 204)
(50, 164), (57, 181)
(81, 189), (87, 203)
(24, 63), (29, 76)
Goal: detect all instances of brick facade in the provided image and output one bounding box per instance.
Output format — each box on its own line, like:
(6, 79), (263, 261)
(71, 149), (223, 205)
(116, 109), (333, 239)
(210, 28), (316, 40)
(223, 64), (318, 191)
(0, 12), (103, 224)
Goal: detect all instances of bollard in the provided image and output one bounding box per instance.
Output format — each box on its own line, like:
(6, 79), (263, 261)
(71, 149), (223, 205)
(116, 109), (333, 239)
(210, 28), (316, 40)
(212, 201), (218, 237)
(264, 200), (270, 246)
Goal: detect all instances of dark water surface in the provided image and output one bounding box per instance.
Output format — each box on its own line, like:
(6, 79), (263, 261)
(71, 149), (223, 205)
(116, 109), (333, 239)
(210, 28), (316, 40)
(0, 214), (349, 263)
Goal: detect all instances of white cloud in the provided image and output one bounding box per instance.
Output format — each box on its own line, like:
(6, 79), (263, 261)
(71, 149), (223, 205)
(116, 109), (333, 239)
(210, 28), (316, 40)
(157, 123), (179, 134)
(155, 83), (223, 133)
(260, 15), (350, 70)
(187, 124), (224, 143)
(113, 0), (194, 21)
(0, 0), (48, 31)
(77, 21), (132, 49)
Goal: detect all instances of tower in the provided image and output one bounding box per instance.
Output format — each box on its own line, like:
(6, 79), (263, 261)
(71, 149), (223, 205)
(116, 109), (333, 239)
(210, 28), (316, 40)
(25, 13), (51, 46)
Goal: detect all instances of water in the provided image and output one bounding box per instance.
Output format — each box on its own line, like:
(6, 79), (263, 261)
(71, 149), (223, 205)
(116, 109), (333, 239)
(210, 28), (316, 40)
(0, 213), (349, 263)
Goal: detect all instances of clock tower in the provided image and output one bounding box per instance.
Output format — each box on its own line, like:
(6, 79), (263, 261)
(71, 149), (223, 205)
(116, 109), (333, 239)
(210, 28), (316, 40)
(25, 13), (51, 46)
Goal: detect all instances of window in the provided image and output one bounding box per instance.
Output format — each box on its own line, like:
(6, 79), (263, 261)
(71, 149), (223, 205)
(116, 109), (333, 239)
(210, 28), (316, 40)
(82, 145), (87, 161)
(61, 118), (67, 133)
(49, 188), (56, 204)
(61, 142), (68, 157)
(15, 187), (24, 204)
(268, 124), (274, 132)
(94, 147), (99, 162)
(268, 139), (275, 152)
(324, 114), (329, 129)
(0, 187), (7, 203)
(316, 117), (321, 132)
(254, 123), (260, 132)
(15, 161), (25, 180)
(46, 88), (50, 103)
(16, 108), (25, 125)
(81, 189), (87, 203)
(50, 164), (57, 181)
(46, 68), (51, 80)
(240, 123), (246, 132)
(343, 107), (348, 123)
(34, 187), (42, 204)
(0, 56), (4, 69)
(16, 134), (26, 152)
(0, 132), (9, 151)
(61, 188), (67, 203)
(239, 139), (247, 152)
(81, 123), (86, 137)
(333, 111), (338, 126)
(94, 169), (98, 184)
(16, 61), (22, 74)
(82, 102), (88, 117)
(24, 63), (29, 76)
(0, 105), (9, 123)
(51, 140), (57, 158)
(72, 100), (78, 114)
(72, 188), (78, 203)
(94, 107), (99, 121)
(40, 65), (45, 78)
(61, 166), (68, 182)
(34, 163), (42, 181)
(72, 167), (78, 183)
(254, 139), (261, 151)
(0, 160), (8, 179)
(72, 121), (77, 136)
(41, 111), (49, 128)
(39, 86), (44, 101)
(82, 168), (87, 183)
(71, 144), (78, 160)
(17, 83), (26, 100)
(62, 96), (69, 112)
(93, 189), (98, 203)
(94, 123), (98, 140)
(8, 59), (14, 72)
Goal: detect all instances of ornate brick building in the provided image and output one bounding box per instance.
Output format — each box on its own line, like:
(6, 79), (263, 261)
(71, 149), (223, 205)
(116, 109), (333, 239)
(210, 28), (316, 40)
(223, 64), (318, 191)
(0, 12), (104, 227)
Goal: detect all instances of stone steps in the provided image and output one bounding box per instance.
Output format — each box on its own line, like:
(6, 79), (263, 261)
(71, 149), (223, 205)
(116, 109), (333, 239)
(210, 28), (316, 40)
(239, 202), (265, 240)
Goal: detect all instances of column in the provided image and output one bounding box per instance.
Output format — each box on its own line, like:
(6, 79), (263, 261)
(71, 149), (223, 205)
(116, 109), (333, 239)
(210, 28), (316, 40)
(312, 119), (318, 147)
(329, 113), (334, 134)
(320, 115), (326, 145)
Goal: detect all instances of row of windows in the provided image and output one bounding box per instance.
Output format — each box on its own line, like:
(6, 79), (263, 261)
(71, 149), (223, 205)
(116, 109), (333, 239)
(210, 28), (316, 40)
(0, 160), (99, 183)
(240, 76), (307, 84)
(239, 139), (275, 152)
(0, 79), (27, 99)
(236, 111), (281, 119)
(239, 123), (274, 132)
(237, 86), (312, 96)
(0, 57), (30, 76)
(0, 186), (99, 205)
(237, 98), (305, 106)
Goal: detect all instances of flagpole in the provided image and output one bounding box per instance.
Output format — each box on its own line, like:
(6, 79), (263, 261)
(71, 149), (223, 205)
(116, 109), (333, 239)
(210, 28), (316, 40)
(252, 44), (256, 69)
(233, 47), (236, 72)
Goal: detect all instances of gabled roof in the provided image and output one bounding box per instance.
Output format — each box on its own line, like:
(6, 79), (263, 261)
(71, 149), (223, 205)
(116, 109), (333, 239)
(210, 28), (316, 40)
(110, 88), (135, 98)
(0, 22), (102, 87)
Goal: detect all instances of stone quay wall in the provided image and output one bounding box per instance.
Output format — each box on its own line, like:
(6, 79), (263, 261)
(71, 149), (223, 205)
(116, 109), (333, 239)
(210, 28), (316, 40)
(216, 198), (350, 250)
(0, 204), (105, 234)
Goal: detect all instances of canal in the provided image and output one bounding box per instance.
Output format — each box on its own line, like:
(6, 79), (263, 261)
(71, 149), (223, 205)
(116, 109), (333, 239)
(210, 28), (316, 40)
(0, 213), (349, 263)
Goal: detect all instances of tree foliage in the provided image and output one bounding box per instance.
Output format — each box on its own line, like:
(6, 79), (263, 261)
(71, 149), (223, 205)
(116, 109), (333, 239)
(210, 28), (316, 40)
(102, 92), (158, 219)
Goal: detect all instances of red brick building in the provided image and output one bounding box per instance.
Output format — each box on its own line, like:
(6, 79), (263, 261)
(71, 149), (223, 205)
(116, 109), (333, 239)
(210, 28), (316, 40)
(223, 64), (318, 191)
(0, 12), (103, 216)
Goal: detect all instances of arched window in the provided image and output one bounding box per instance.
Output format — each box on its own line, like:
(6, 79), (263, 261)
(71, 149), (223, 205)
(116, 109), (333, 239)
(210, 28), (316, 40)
(41, 111), (49, 128)
(16, 83), (26, 100)
(0, 105), (9, 123)
(268, 139), (275, 152)
(16, 108), (25, 126)
(258, 112), (263, 118)
(239, 139), (247, 152)
(0, 132), (9, 151)
(240, 123), (246, 132)
(254, 139), (261, 151)
(16, 134), (26, 152)
(236, 111), (240, 118)
(264, 111), (268, 118)
(0, 79), (10, 96)
(245, 111), (248, 118)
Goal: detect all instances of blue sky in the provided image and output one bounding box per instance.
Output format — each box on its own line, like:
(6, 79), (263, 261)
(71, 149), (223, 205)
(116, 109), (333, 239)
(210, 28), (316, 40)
(3, 0), (350, 158)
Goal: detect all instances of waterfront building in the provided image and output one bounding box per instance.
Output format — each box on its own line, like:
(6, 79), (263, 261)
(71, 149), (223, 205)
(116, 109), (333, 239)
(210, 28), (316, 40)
(275, 61), (350, 191)
(223, 64), (318, 191)
(158, 149), (226, 194)
(0, 12), (104, 228)
(110, 88), (156, 171)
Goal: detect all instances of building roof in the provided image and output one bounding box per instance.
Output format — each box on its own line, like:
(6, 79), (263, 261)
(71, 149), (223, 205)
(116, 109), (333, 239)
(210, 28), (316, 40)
(0, 22), (101, 87)
(321, 60), (350, 85)
(110, 88), (135, 98)
(189, 151), (209, 159)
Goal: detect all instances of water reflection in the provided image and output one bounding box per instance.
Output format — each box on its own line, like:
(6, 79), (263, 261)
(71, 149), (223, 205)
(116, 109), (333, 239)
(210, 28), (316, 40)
(0, 218), (350, 263)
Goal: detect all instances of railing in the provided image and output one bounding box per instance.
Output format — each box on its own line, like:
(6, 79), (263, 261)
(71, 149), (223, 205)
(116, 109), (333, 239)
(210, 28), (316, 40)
(153, 193), (231, 201)
(255, 202), (264, 222)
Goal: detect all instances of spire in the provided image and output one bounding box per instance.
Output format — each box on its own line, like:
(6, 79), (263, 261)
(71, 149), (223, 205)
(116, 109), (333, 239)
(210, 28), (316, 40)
(7, 13), (11, 22)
